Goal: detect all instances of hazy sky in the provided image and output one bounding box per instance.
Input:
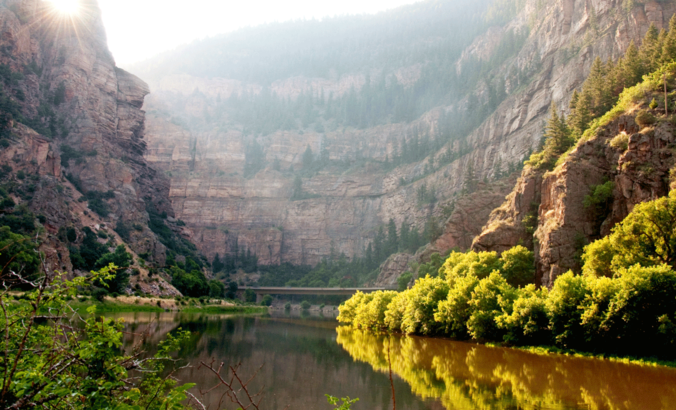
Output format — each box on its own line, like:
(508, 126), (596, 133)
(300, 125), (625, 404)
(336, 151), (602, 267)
(97, 0), (423, 67)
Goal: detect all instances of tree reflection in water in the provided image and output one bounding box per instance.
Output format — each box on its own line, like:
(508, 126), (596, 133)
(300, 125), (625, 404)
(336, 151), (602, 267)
(336, 326), (676, 410)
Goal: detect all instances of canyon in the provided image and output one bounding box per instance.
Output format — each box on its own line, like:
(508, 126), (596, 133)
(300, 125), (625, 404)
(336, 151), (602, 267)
(138, 0), (676, 283)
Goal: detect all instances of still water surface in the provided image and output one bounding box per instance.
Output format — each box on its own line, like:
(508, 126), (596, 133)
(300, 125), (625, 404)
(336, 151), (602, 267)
(112, 311), (676, 410)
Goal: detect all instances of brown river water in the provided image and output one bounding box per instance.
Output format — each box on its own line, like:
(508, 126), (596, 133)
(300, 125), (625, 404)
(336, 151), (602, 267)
(110, 311), (676, 410)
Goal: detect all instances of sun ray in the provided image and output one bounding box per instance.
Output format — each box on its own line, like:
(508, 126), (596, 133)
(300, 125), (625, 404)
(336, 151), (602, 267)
(45, 0), (81, 15)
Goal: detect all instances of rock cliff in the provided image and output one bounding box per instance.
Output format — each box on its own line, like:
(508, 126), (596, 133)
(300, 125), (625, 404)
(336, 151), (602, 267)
(475, 111), (676, 288)
(137, 0), (674, 280)
(0, 0), (182, 294)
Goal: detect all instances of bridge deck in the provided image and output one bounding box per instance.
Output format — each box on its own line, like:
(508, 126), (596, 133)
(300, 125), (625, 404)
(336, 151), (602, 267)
(239, 287), (395, 295)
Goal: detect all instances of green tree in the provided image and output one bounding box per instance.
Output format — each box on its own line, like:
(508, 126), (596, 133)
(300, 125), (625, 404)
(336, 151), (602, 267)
(435, 273), (479, 338)
(208, 279), (225, 298)
(583, 191), (676, 277)
(386, 218), (398, 255)
(0, 226), (40, 287)
(397, 271), (412, 291)
(93, 245), (132, 294)
(170, 266), (209, 297)
(496, 284), (550, 345)
(401, 276), (449, 335)
(244, 288), (256, 303)
(602, 264), (676, 355)
(546, 271), (589, 349)
(640, 24), (662, 73)
(500, 245), (535, 287)
(292, 175), (303, 198)
(261, 294), (274, 306)
(621, 41), (643, 87)
(569, 88), (592, 136)
(467, 272), (517, 340)
(663, 15), (676, 63)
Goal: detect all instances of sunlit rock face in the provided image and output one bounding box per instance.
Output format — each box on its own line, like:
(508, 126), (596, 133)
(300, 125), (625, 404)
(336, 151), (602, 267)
(0, 0), (180, 293)
(141, 0), (674, 274)
(474, 115), (676, 288)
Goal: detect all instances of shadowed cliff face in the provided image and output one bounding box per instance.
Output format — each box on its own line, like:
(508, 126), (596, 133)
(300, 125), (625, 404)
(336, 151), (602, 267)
(0, 0), (181, 294)
(140, 0), (674, 271)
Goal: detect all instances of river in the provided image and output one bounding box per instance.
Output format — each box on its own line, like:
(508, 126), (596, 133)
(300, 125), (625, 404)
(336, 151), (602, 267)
(111, 311), (676, 410)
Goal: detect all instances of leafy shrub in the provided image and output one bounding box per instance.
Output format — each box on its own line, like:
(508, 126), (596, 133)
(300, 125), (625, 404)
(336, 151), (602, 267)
(401, 276), (449, 335)
(261, 294), (274, 306)
(208, 280), (225, 298)
(397, 271), (412, 291)
(546, 272), (589, 349)
(467, 272), (517, 340)
(358, 292), (401, 330)
(244, 288), (256, 303)
(635, 109), (656, 127)
(435, 274), (479, 337)
(583, 181), (615, 216)
(582, 191), (676, 277)
(500, 246), (535, 287)
(609, 133), (629, 151)
(496, 284), (550, 345)
(300, 300), (311, 310)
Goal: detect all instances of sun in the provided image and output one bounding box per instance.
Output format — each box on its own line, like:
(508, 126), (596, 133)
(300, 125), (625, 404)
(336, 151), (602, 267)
(46, 0), (81, 14)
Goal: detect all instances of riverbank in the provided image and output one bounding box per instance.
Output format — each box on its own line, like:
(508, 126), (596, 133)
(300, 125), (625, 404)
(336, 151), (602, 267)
(496, 344), (676, 369)
(68, 295), (269, 314)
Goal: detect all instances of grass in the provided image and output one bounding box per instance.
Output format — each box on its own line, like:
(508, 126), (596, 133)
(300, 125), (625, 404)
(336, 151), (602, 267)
(70, 301), (165, 313)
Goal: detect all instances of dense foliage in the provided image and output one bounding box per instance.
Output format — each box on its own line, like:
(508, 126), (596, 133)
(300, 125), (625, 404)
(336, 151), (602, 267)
(338, 193), (676, 359)
(0, 265), (195, 409)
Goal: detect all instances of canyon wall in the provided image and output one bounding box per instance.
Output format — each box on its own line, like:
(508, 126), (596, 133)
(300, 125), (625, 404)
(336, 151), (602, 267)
(140, 0), (675, 273)
(0, 0), (182, 294)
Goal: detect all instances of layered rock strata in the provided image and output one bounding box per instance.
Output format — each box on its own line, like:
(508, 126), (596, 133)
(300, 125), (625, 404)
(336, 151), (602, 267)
(141, 0), (674, 275)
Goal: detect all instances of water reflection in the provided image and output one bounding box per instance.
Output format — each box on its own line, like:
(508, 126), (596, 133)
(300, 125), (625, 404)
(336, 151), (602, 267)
(110, 312), (432, 410)
(336, 326), (676, 410)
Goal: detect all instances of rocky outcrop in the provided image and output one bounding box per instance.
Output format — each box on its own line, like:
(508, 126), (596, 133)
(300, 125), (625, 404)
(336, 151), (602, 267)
(474, 111), (676, 288)
(375, 253), (413, 288)
(0, 0), (181, 294)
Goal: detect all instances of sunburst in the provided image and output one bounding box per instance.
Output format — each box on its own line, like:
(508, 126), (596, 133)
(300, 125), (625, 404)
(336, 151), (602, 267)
(45, 0), (81, 15)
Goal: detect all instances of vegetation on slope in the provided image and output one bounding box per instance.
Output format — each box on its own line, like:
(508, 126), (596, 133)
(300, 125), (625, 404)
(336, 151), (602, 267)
(338, 53), (676, 360)
(527, 18), (676, 171)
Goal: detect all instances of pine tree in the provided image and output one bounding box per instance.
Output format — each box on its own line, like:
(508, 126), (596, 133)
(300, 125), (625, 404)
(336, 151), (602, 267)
(386, 218), (398, 255)
(462, 161), (476, 194)
(621, 41), (643, 87)
(587, 57), (612, 115)
(399, 220), (410, 252)
(543, 102), (573, 159)
(663, 15), (676, 63)
(212, 253), (224, 273)
(569, 88), (592, 136)
(640, 24), (662, 73)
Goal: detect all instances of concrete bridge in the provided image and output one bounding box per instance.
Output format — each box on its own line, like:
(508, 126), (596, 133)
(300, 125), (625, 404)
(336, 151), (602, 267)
(238, 287), (396, 297)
